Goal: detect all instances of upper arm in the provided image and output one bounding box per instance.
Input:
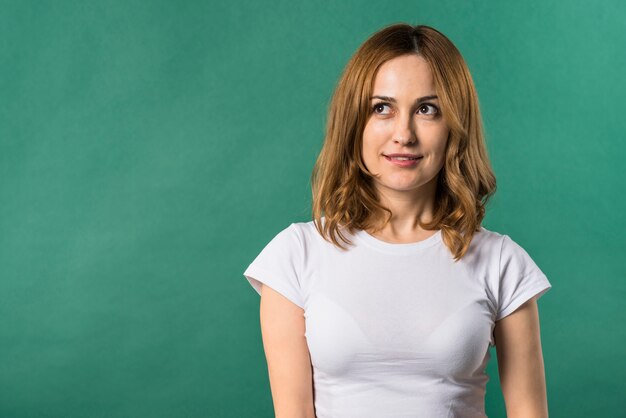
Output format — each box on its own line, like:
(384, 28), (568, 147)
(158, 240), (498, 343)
(260, 283), (315, 418)
(494, 296), (549, 418)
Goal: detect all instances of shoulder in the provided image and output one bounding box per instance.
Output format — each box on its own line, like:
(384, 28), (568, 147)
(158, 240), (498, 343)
(470, 226), (539, 263)
(249, 222), (305, 260)
(478, 227), (549, 298)
(261, 219), (330, 252)
(291, 218), (328, 242)
(466, 226), (507, 258)
(472, 226), (505, 244)
(290, 220), (320, 249)
(497, 231), (545, 277)
(290, 217), (350, 253)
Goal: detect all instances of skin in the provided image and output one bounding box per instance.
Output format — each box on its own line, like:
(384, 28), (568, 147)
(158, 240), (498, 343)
(260, 285), (315, 417)
(361, 53), (449, 243)
(494, 298), (550, 418)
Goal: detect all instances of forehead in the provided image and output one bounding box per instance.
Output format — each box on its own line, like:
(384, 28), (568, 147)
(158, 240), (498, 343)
(372, 54), (434, 94)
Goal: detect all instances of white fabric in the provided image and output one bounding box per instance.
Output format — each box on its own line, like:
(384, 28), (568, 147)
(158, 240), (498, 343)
(243, 218), (552, 418)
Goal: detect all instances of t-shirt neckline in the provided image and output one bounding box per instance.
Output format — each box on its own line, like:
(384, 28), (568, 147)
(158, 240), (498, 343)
(352, 228), (443, 255)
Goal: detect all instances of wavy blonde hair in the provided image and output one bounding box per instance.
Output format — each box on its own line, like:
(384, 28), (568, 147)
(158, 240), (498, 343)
(310, 23), (497, 262)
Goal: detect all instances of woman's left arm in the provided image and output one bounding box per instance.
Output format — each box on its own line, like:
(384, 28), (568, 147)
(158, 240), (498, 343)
(493, 297), (549, 418)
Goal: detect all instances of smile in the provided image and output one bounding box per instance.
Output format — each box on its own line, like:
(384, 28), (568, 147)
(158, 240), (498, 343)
(384, 155), (423, 167)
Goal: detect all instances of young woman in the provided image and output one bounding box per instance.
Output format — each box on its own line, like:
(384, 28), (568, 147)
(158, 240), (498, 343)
(244, 23), (552, 418)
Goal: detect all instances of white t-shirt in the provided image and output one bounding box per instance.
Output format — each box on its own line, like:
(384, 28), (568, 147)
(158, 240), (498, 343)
(243, 218), (552, 418)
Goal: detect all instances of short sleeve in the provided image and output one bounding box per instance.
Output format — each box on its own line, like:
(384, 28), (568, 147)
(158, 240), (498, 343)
(243, 223), (305, 309)
(496, 234), (552, 321)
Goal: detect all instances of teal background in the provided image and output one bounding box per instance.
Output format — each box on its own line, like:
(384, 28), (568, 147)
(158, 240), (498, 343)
(1, 0), (624, 417)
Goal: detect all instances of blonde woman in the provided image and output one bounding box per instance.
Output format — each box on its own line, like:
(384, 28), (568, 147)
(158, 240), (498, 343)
(244, 23), (552, 418)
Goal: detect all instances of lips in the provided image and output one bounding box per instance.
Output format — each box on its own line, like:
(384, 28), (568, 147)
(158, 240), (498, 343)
(384, 154), (422, 167)
(384, 154), (423, 160)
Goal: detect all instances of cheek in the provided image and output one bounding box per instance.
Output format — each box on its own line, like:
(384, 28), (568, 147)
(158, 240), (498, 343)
(426, 126), (449, 154)
(361, 129), (379, 157)
(363, 118), (389, 139)
(363, 121), (389, 143)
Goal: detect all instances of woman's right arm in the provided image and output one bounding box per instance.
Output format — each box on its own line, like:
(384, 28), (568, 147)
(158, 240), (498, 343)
(259, 283), (316, 418)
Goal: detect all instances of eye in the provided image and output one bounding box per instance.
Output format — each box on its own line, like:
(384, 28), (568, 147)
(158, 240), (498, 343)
(372, 102), (391, 115)
(418, 103), (439, 116)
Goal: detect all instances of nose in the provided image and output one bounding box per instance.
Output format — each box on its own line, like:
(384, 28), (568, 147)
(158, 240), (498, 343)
(392, 111), (416, 145)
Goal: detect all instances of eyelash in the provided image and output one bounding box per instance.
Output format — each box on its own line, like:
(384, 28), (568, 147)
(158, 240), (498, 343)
(371, 102), (440, 117)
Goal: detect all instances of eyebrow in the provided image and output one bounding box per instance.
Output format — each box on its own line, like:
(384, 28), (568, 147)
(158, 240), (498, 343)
(371, 95), (439, 104)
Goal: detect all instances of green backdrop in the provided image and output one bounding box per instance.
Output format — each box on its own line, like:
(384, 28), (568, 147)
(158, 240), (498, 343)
(1, 1), (624, 417)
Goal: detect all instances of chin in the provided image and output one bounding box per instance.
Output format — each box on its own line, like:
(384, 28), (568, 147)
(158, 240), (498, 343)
(379, 181), (422, 191)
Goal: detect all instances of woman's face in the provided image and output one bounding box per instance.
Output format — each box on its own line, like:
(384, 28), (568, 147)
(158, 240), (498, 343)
(362, 54), (450, 196)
